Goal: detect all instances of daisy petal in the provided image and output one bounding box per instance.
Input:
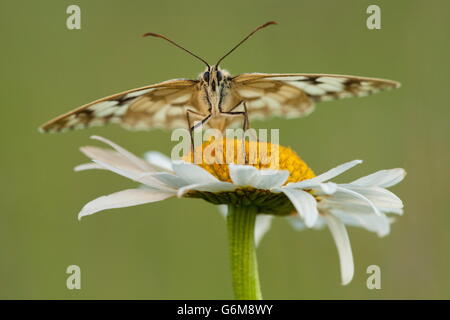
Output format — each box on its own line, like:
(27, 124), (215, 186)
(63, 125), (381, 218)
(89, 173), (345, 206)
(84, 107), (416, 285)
(324, 213), (354, 285)
(254, 214), (273, 247)
(280, 188), (319, 227)
(336, 186), (381, 216)
(190, 182), (236, 193)
(139, 172), (187, 189)
(92, 159), (141, 180)
(91, 136), (155, 171)
(313, 159), (363, 182)
(217, 204), (228, 218)
(80, 146), (144, 175)
(331, 209), (391, 237)
(74, 162), (105, 172)
(229, 164), (259, 186)
(78, 188), (174, 219)
(172, 161), (221, 184)
(255, 170), (290, 189)
(144, 151), (174, 172)
(177, 182), (236, 197)
(313, 182), (338, 195)
(229, 164), (290, 189)
(350, 168), (406, 188)
(93, 159), (173, 192)
(340, 185), (403, 211)
(286, 160), (362, 188)
(287, 216), (308, 231)
(286, 215), (327, 231)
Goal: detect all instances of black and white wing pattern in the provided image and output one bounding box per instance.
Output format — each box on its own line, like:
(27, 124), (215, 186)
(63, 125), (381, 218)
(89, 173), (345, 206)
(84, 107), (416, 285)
(39, 79), (202, 133)
(229, 73), (400, 122)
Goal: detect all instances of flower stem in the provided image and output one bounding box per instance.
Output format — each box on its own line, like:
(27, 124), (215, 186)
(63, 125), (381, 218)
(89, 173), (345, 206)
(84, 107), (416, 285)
(227, 205), (262, 300)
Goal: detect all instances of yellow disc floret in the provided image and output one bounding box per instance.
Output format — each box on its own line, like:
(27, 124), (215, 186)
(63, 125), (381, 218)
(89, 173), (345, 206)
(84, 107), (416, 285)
(183, 138), (315, 184)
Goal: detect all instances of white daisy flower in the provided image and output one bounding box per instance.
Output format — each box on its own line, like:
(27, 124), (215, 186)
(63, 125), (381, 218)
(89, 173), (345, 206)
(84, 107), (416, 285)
(76, 135), (405, 290)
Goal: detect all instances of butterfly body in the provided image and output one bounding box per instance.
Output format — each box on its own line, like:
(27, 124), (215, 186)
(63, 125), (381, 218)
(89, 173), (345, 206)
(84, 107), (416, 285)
(194, 67), (245, 131)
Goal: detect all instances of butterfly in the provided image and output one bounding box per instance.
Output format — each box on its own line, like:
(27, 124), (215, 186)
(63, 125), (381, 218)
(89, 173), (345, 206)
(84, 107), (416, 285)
(39, 21), (400, 139)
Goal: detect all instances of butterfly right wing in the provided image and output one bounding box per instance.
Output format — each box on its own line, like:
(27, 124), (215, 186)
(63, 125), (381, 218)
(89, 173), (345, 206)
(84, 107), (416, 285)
(230, 74), (314, 121)
(226, 73), (400, 124)
(39, 79), (202, 133)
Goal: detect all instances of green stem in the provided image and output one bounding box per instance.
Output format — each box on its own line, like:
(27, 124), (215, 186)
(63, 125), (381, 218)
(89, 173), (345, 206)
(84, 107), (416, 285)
(227, 205), (262, 300)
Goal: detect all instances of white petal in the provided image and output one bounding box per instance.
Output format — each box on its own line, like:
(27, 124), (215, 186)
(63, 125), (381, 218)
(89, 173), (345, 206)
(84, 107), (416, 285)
(286, 215), (327, 231)
(90, 136), (156, 171)
(254, 170), (290, 189)
(78, 142), (175, 191)
(93, 159), (173, 192)
(80, 146), (145, 175)
(229, 164), (259, 186)
(217, 204), (228, 218)
(279, 188), (319, 227)
(254, 214), (273, 246)
(91, 158), (141, 180)
(286, 160), (362, 189)
(306, 159), (362, 182)
(177, 182), (236, 197)
(350, 168), (406, 188)
(287, 216), (308, 230)
(144, 151), (174, 172)
(336, 186), (381, 216)
(172, 161), (221, 184)
(229, 164), (289, 189)
(340, 185), (403, 212)
(382, 207), (403, 215)
(188, 182), (236, 193)
(313, 182), (338, 195)
(78, 188), (174, 219)
(331, 209), (391, 237)
(74, 162), (105, 171)
(324, 214), (354, 285)
(139, 172), (187, 189)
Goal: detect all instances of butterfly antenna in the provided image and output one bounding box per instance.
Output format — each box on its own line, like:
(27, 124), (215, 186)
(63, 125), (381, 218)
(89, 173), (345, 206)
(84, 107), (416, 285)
(143, 32), (210, 68)
(215, 21), (277, 67)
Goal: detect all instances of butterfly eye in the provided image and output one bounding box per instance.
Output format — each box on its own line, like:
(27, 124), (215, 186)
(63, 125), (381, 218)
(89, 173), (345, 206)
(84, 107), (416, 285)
(203, 71), (210, 82)
(216, 71), (222, 82)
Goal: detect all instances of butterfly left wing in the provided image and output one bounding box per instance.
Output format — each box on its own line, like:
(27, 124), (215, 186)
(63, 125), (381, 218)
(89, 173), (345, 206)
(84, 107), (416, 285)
(225, 73), (400, 124)
(39, 79), (201, 133)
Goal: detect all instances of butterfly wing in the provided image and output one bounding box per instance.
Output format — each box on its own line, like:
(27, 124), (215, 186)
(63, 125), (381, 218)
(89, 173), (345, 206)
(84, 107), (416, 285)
(226, 73), (400, 124)
(39, 79), (202, 133)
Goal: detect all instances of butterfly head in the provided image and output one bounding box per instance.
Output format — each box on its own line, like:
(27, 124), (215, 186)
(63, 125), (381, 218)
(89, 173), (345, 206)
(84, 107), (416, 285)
(200, 67), (230, 92)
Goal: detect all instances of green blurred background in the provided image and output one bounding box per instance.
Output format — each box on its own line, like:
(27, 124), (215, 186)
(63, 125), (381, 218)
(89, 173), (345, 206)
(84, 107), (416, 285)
(1, 0), (449, 299)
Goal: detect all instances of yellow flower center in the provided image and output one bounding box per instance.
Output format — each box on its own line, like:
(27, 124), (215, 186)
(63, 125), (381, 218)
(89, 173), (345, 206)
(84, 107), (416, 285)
(183, 138), (315, 184)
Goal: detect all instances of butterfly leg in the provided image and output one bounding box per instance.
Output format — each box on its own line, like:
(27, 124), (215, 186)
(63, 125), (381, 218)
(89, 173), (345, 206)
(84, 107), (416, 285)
(221, 100), (250, 131)
(186, 109), (211, 160)
(219, 101), (251, 164)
